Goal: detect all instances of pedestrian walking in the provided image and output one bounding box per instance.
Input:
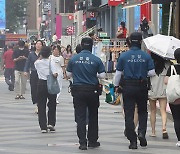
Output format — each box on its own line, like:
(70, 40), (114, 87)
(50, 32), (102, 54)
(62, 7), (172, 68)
(66, 37), (105, 150)
(148, 53), (171, 139)
(114, 32), (155, 149)
(13, 40), (29, 99)
(140, 16), (149, 39)
(52, 33), (58, 44)
(34, 46), (58, 133)
(50, 45), (67, 104)
(118, 37), (139, 137)
(24, 40), (44, 113)
(2, 44), (15, 91)
(165, 48), (180, 147)
(62, 45), (73, 68)
(116, 21), (127, 39)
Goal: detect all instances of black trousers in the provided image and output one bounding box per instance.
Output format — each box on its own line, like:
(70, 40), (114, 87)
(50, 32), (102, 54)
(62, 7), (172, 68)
(73, 88), (99, 145)
(4, 68), (15, 87)
(169, 104), (180, 141)
(30, 71), (39, 104)
(122, 81), (148, 143)
(37, 79), (57, 130)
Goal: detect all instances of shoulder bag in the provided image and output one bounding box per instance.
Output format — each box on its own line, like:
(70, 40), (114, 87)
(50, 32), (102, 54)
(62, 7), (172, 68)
(166, 65), (180, 104)
(47, 58), (60, 94)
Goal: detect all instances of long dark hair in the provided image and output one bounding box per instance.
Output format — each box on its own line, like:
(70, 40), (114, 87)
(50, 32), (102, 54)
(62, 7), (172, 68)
(151, 53), (166, 76)
(174, 48), (180, 64)
(66, 45), (72, 54)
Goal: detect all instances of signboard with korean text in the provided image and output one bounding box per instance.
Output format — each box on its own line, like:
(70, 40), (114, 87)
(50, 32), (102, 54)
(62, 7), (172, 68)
(108, 0), (125, 6)
(0, 0), (6, 29)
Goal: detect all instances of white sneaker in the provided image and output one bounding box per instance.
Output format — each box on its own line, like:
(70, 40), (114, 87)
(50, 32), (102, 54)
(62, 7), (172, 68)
(176, 141), (180, 147)
(41, 130), (48, 133)
(34, 106), (38, 114)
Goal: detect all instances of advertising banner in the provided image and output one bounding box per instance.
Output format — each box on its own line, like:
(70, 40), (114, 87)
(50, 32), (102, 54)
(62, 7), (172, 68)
(108, 0), (125, 6)
(0, 0), (6, 29)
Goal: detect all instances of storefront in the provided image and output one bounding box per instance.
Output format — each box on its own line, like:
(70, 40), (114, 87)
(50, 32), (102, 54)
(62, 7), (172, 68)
(122, 0), (152, 33)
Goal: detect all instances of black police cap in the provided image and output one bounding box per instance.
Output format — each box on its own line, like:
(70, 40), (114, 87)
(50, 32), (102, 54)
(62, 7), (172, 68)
(130, 32), (142, 43)
(81, 37), (93, 47)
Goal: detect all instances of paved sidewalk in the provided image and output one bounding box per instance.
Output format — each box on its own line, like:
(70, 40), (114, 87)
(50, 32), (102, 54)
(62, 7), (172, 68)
(0, 76), (179, 154)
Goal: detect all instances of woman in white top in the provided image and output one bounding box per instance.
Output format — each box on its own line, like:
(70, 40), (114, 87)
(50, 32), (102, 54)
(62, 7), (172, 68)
(51, 45), (67, 103)
(148, 53), (171, 139)
(34, 46), (58, 133)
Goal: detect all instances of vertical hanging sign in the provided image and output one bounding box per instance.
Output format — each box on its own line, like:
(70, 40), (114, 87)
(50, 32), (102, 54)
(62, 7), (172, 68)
(0, 0), (6, 29)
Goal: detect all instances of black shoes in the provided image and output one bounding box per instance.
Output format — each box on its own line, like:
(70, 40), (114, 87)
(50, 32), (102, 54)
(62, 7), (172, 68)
(138, 133), (147, 147)
(88, 141), (100, 148)
(79, 144), (87, 150)
(79, 142), (100, 150)
(129, 142), (138, 149)
(8, 84), (14, 91)
(47, 125), (55, 132)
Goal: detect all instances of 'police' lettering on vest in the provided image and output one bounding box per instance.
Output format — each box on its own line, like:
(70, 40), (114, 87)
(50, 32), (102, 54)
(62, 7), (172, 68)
(75, 57), (94, 65)
(127, 55), (146, 63)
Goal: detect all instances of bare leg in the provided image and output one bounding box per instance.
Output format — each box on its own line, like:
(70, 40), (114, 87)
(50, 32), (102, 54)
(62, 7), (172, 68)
(149, 99), (157, 136)
(134, 106), (138, 128)
(159, 98), (168, 130)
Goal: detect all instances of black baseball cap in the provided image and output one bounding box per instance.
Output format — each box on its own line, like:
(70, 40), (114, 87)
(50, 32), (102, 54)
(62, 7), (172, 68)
(130, 32), (142, 43)
(81, 37), (93, 47)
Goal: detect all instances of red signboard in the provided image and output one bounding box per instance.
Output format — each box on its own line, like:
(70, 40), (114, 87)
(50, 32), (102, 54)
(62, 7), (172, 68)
(68, 15), (74, 20)
(108, 0), (125, 6)
(66, 26), (75, 35)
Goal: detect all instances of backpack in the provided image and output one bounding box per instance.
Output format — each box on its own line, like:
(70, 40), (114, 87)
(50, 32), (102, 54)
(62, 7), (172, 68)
(166, 65), (180, 104)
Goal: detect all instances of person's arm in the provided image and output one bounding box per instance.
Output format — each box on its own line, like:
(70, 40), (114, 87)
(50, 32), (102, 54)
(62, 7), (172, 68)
(97, 72), (106, 79)
(13, 56), (23, 62)
(2, 53), (5, 69)
(59, 56), (67, 79)
(113, 71), (123, 87)
(21, 50), (29, 60)
(66, 71), (72, 78)
(13, 50), (23, 62)
(50, 58), (58, 78)
(24, 54), (31, 76)
(164, 76), (169, 85)
(97, 59), (105, 79)
(147, 69), (156, 77)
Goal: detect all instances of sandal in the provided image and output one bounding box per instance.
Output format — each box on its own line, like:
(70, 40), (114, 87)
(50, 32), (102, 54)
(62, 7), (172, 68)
(15, 95), (20, 99)
(19, 95), (25, 99)
(149, 134), (156, 137)
(162, 129), (169, 139)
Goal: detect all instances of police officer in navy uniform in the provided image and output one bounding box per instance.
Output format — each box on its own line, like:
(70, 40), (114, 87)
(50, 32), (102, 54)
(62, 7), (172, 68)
(67, 37), (105, 150)
(114, 32), (155, 149)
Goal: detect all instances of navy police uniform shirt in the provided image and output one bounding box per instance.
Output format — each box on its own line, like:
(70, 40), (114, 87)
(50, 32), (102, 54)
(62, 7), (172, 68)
(67, 50), (105, 85)
(116, 47), (154, 80)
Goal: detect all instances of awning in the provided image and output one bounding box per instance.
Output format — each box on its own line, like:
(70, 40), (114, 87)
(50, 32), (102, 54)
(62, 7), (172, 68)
(123, 0), (151, 9)
(99, 3), (108, 8)
(98, 3), (109, 10)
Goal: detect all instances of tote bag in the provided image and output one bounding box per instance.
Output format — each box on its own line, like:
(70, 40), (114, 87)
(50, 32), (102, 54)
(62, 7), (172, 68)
(166, 65), (180, 104)
(47, 58), (60, 94)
